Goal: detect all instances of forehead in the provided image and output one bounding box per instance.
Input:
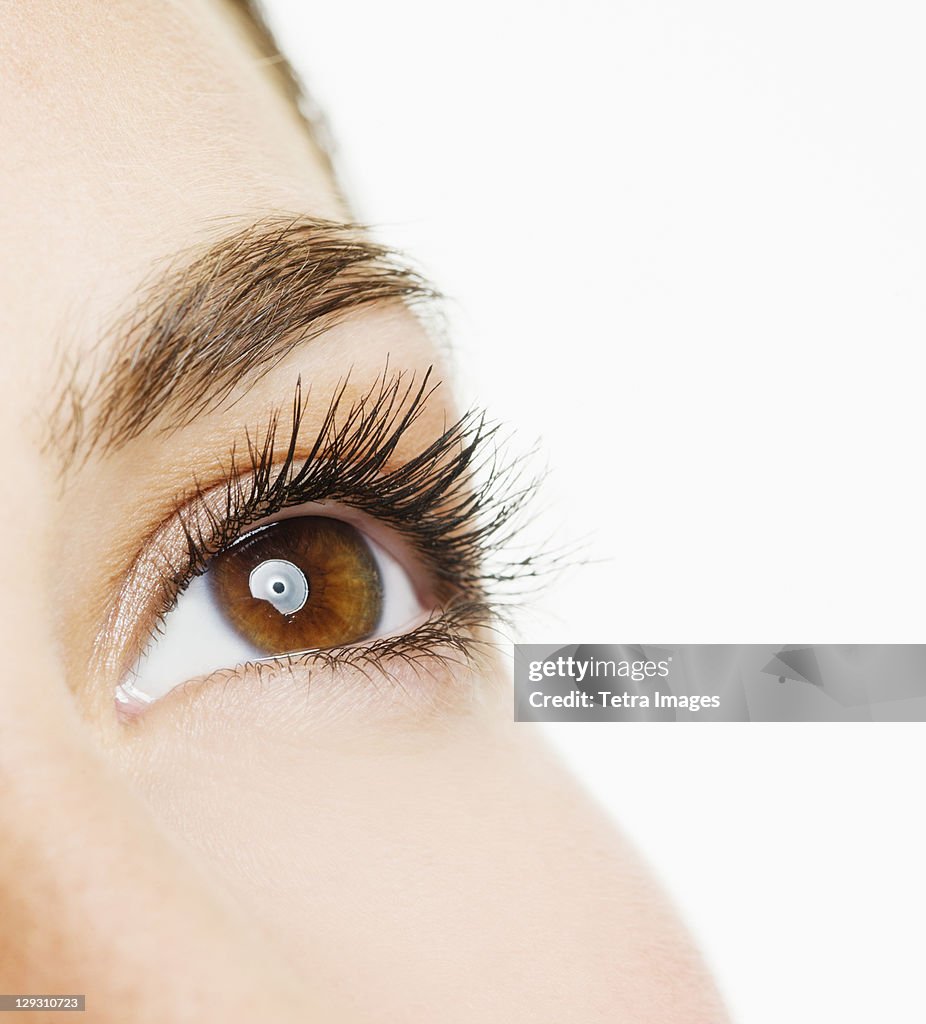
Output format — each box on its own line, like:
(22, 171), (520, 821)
(0, 0), (343, 387)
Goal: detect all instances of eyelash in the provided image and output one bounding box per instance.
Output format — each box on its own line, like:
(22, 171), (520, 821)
(144, 367), (540, 676)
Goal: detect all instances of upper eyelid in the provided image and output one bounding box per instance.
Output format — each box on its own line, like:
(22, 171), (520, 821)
(174, 369), (495, 584)
(109, 366), (453, 600)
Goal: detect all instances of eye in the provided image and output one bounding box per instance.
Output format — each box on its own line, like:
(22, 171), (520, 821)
(117, 511), (427, 709)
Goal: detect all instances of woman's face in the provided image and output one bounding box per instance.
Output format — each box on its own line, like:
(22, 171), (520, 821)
(0, 3), (724, 1020)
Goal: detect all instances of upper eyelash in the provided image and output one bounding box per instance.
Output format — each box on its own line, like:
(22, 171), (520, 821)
(153, 366), (542, 645)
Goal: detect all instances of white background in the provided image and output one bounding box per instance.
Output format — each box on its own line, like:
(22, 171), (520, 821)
(262, 3), (925, 1021)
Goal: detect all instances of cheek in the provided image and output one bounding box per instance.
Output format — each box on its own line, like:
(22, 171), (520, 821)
(108, 670), (723, 1022)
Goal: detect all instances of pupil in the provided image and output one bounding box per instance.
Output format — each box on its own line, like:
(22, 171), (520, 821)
(272, 581), (285, 594)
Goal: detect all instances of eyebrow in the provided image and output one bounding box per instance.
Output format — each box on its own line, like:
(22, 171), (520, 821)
(53, 217), (440, 464)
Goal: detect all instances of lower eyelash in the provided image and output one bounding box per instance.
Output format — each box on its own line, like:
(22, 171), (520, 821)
(277, 601), (498, 676)
(117, 603), (497, 719)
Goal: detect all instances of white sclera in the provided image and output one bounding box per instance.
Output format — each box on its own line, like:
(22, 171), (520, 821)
(249, 558), (309, 614)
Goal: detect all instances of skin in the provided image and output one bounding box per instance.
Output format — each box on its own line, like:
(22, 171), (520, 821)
(0, 2), (727, 1021)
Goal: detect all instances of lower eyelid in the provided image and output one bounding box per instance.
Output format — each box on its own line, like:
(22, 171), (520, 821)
(116, 618), (487, 726)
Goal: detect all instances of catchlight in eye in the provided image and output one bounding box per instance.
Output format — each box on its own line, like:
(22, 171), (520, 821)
(248, 559), (309, 614)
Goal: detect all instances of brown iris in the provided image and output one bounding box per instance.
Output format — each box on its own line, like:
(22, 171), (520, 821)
(209, 516), (383, 655)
